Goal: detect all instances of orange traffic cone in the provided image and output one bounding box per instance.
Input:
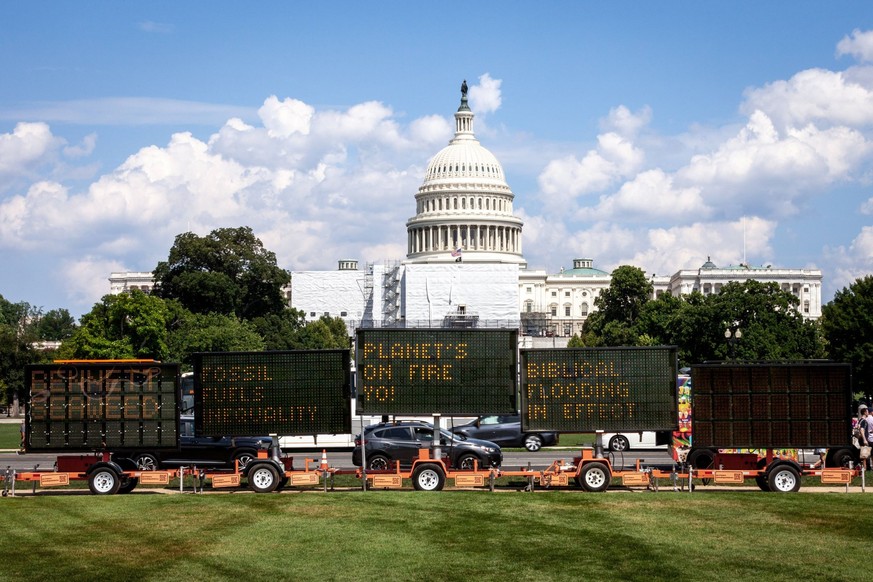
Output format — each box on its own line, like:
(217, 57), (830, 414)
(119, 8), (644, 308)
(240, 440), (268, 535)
(320, 449), (328, 471)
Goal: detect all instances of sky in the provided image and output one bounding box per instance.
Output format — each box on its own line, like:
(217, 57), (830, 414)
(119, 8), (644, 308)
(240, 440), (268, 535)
(2, 2), (873, 319)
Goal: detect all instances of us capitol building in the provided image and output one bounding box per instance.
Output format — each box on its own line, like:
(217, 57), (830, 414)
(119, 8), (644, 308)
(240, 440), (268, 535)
(111, 83), (822, 343)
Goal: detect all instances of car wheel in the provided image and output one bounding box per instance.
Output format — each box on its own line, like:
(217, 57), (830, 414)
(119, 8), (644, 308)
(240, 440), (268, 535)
(118, 476), (139, 494)
(88, 467), (121, 495)
(456, 454), (480, 470)
(767, 465), (801, 493)
(134, 453), (159, 471)
(234, 451), (256, 472)
(608, 435), (630, 452)
(524, 434), (543, 452)
(368, 454), (391, 471)
(412, 464), (446, 491)
(248, 463), (280, 493)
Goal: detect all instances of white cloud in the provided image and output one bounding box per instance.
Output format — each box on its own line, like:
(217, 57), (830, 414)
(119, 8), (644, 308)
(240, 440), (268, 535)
(61, 256), (129, 307)
(591, 169), (708, 222)
(0, 98), (254, 125)
(601, 105), (652, 137)
(837, 29), (873, 63)
(469, 73), (502, 115)
(742, 68), (873, 130)
(825, 225), (873, 293)
(537, 131), (644, 203)
(63, 133), (97, 158)
(258, 96), (314, 138)
(0, 122), (63, 179)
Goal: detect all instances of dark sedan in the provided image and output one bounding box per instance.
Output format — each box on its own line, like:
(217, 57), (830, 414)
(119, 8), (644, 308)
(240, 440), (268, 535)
(451, 415), (559, 451)
(113, 415), (272, 471)
(352, 420), (502, 470)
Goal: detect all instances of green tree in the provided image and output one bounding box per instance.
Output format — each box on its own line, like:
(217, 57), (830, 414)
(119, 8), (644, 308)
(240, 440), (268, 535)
(566, 333), (585, 348)
(35, 308), (77, 341)
(153, 227), (291, 319)
(821, 275), (873, 399)
(293, 316), (350, 350)
(709, 280), (823, 362)
(167, 311), (265, 366)
(583, 265), (653, 346)
(251, 308), (308, 350)
(0, 296), (41, 409)
(59, 290), (169, 360)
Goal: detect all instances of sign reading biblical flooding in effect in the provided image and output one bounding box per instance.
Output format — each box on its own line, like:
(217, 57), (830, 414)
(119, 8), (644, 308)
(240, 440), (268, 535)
(520, 347), (679, 432)
(194, 350), (351, 437)
(355, 329), (518, 415)
(25, 362), (180, 452)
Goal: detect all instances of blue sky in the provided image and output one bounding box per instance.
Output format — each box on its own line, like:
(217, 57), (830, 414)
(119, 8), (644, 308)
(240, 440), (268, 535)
(2, 2), (873, 318)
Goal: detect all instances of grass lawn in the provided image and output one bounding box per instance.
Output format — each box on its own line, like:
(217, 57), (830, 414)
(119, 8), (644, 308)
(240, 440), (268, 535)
(0, 422), (22, 449)
(1, 489), (871, 581)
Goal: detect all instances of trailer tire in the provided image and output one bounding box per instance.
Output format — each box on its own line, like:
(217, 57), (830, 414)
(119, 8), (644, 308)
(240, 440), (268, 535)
(754, 475), (771, 492)
(88, 467), (122, 495)
(248, 463), (280, 493)
(412, 464), (445, 491)
(687, 448), (715, 469)
(767, 464), (801, 493)
(118, 476), (139, 494)
(578, 462), (611, 492)
(826, 447), (856, 469)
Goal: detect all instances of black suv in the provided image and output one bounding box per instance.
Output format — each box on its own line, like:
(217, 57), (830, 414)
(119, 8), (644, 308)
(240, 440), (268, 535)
(352, 420), (502, 470)
(451, 415), (559, 451)
(113, 415), (272, 471)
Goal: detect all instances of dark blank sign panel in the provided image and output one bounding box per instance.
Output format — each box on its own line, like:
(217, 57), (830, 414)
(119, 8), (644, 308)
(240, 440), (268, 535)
(26, 362), (179, 452)
(691, 362), (852, 448)
(355, 329), (518, 415)
(521, 347), (679, 432)
(194, 350), (351, 437)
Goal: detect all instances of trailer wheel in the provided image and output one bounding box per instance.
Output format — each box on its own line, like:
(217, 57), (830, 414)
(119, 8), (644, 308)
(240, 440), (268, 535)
(88, 467), (122, 495)
(754, 475), (771, 492)
(248, 464), (280, 493)
(118, 476), (139, 494)
(412, 464), (445, 491)
(826, 448), (856, 469)
(578, 462), (611, 492)
(767, 465), (801, 493)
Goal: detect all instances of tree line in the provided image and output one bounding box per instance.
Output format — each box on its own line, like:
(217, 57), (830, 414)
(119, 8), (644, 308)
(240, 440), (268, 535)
(2, 226), (872, 410)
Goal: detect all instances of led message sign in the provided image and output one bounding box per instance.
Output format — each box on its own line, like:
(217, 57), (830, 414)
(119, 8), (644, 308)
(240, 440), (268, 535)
(520, 347), (679, 432)
(355, 329), (518, 415)
(194, 350), (351, 437)
(26, 362), (179, 452)
(691, 363), (852, 448)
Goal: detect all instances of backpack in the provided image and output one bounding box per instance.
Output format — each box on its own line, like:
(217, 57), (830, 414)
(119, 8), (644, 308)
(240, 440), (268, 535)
(854, 417), (867, 439)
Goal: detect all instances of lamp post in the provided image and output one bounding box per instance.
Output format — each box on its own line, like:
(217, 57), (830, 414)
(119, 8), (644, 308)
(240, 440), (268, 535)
(724, 323), (742, 360)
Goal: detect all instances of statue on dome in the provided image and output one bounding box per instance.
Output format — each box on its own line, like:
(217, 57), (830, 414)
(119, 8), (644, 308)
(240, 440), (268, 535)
(461, 79), (468, 97)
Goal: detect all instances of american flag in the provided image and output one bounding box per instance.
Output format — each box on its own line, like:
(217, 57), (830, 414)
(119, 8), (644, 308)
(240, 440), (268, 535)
(451, 246), (462, 257)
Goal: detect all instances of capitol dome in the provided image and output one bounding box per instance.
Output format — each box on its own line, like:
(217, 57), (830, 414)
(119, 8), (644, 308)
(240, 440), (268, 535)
(406, 83), (525, 266)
